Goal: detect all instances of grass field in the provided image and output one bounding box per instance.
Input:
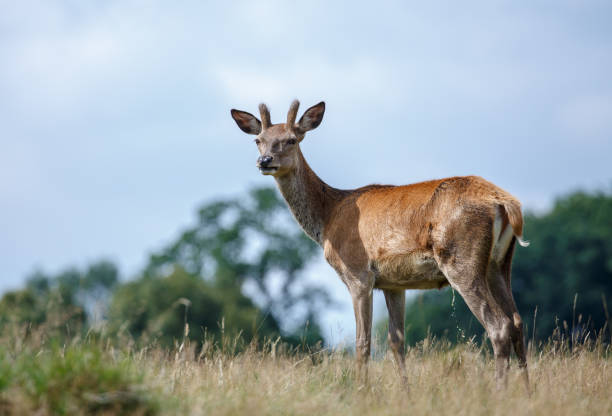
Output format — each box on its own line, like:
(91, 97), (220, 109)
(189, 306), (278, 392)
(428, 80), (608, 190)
(0, 330), (610, 415)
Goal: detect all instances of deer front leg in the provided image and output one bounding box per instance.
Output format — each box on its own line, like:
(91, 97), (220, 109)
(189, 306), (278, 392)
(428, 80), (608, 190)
(384, 289), (408, 387)
(348, 280), (374, 385)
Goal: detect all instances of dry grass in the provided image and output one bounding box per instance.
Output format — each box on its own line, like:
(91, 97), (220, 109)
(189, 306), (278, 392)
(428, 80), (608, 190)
(1, 329), (611, 415)
(136, 335), (611, 416)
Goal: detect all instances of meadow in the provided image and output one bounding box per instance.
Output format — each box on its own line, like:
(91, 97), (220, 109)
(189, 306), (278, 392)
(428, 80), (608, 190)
(0, 326), (610, 416)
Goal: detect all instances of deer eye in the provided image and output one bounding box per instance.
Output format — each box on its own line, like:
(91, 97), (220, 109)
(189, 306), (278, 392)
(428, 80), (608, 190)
(286, 138), (297, 145)
(254, 138), (261, 145)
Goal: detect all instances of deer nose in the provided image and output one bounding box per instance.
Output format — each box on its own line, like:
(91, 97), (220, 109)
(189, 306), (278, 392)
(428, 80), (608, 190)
(258, 155), (273, 167)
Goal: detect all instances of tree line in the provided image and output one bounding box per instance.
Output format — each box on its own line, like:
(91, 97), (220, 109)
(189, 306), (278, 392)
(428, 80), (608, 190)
(1, 187), (611, 348)
(1, 187), (325, 347)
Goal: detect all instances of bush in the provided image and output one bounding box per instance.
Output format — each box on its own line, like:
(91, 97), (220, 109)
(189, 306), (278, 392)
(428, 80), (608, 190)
(108, 267), (281, 347)
(0, 342), (161, 415)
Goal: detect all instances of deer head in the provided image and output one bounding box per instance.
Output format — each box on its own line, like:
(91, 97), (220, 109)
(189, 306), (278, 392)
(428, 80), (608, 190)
(231, 100), (325, 176)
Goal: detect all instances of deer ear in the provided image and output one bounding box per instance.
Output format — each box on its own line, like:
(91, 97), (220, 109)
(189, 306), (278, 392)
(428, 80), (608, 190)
(231, 109), (262, 135)
(296, 101), (325, 134)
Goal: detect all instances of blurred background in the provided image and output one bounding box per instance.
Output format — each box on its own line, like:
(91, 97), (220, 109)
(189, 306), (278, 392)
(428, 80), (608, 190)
(1, 1), (611, 347)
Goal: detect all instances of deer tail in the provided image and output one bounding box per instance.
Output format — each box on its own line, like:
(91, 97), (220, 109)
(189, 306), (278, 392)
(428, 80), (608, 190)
(503, 199), (530, 247)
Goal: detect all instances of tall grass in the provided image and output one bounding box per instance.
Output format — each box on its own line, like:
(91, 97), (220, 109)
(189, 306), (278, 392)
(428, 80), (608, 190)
(0, 324), (610, 416)
(0, 328), (163, 415)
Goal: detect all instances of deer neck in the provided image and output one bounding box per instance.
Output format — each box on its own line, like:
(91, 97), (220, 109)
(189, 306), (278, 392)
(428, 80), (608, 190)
(274, 149), (343, 245)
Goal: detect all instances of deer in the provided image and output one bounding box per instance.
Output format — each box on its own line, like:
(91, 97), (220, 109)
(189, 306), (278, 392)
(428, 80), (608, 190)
(231, 99), (530, 391)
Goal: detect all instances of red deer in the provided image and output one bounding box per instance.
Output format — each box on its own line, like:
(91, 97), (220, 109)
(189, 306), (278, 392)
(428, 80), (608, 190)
(231, 99), (530, 391)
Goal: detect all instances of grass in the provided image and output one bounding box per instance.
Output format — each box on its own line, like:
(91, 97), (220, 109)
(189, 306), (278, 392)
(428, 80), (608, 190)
(0, 329), (610, 415)
(0, 340), (161, 415)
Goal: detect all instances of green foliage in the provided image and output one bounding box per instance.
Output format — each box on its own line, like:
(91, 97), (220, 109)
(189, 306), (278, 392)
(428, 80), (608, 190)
(0, 260), (118, 336)
(375, 288), (481, 346)
(282, 313), (326, 349)
(0, 343), (161, 415)
(377, 189), (612, 345)
(142, 186), (327, 339)
(513, 190), (612, 339)
(0, 187), (327, 347)
(373, 289), (470, 346)
(108, 267), (280, 345)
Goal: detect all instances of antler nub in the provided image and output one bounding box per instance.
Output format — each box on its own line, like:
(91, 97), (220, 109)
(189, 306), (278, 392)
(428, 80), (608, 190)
(259, 103), (271, 130)
(286, 99), (300, 129)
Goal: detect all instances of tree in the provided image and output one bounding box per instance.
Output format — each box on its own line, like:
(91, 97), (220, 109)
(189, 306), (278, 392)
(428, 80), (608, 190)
(108, 267), (280, 345)
(106, 186), (328, 347)
(0, 260), (118, 336)
(144, 186), (329, 335)
(512, 190), (612, 340)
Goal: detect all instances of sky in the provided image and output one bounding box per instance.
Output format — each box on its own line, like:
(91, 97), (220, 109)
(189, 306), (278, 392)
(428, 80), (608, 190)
(1, 1), (611, 344)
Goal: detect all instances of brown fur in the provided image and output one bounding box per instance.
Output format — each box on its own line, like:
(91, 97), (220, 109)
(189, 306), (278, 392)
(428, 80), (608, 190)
(230, 100), (530, 392)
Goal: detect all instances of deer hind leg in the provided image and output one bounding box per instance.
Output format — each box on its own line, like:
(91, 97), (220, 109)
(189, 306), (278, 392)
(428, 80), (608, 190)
(383, 289), (408, 387)
(488, 238), (530, 393)
(434, 225), (514, 388)
(453, 279), (514, 389)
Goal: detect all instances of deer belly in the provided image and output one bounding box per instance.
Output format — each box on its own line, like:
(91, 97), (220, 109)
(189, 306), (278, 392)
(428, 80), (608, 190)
(371, 252), (449, 290)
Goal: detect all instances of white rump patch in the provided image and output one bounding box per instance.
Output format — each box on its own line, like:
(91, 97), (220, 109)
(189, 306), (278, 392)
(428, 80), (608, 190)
(492, 210), (503, 243)
(492, 207), (530, 262)
(493, 225), (515, 262)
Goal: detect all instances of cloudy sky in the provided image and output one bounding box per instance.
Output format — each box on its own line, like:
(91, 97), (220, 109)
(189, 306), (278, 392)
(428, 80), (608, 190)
(1, 1), (611, 343)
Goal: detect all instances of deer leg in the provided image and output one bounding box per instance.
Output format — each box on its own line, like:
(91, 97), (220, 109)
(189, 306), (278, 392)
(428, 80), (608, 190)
(512, 310), (530, 394)
(383, 289), (408, 386)
(434, 212), (517, 389)
(348, 280), (374, 385)
(436, 245), (513, 387)
(490, 316), (513, 390)
(489, 247), (530, 394)
(454, 282), (514, 389)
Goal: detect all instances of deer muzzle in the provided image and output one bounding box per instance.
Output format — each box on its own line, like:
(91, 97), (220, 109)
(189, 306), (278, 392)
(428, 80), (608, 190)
(257, 155), (278, 175)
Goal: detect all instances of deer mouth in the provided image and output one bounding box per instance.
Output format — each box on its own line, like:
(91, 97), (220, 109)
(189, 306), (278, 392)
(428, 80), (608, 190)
(259, 166), (279, 175)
